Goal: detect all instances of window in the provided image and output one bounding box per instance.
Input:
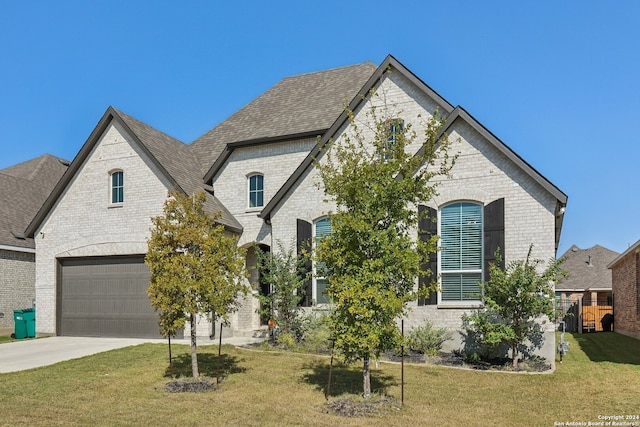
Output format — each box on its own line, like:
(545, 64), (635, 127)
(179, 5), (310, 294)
(384, 119), (404, 160)
(111, 170), (124, 204)
(248, 174), (264, 208)
(440, 202), (483, 302)
(314, 217), (332, 304)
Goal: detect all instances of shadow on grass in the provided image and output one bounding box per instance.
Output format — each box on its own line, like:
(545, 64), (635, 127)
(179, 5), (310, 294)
(164, 348), (246, 380)
(301, 360), (397, 397)
(572, 332), (640, 365)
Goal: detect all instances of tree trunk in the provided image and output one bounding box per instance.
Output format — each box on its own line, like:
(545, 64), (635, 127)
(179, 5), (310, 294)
(363, 356), (371, 398)
(512, 344), (519, 369)
(190, 312), (199, 378)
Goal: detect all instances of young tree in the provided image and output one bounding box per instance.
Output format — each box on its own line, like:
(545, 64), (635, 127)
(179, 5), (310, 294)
(146, 190), (248, 378)
(254, 241), (310, 339)
(316, 101), (455, 397)
(464, 246), (565, 368)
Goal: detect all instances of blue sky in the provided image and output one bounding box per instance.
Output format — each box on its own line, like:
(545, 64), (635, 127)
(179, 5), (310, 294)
(1, 1), (638, 256)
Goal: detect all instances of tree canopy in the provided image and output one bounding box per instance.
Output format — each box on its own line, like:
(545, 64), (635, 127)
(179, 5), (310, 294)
(316, 100), (455, 397)
(464, 246), (566, 368)
(146, 190), (248, 378)
(254, 241), (310, 339)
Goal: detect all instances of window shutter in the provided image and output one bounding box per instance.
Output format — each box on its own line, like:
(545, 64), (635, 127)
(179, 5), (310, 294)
(484, 198), (505, 282)
(418, 205), (438, 306)
(296, 219), (313, 307)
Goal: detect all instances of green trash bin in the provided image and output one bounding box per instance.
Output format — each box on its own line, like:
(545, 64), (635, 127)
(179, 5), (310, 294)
(13, 309), (27, 339)
(22, 308), (36, 338)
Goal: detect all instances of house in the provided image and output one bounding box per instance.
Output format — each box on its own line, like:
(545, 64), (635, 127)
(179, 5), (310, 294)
(555, 244), (619, 332)
(608, 240), (640, 340)
(0, 155), (68, 335)
(26, 55), (567, 362)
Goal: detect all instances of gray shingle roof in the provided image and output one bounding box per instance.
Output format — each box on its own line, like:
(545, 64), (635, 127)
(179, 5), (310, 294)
(556, 244), (619, 291)
(112, 108), (242, 232)
(0, 155), (69, 249)
(190, 62), (377, 176)
(258, 55), (568, 254)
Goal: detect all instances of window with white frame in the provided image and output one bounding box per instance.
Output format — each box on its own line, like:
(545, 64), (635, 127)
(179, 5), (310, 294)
(248, 173), (264, 208)
(313, 217), (332, 304)
(110, 170), (124, 204)
(440, 202), (483, 302)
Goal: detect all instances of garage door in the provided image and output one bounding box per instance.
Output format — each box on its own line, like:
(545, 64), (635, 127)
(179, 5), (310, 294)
(58, 256), (163, 338)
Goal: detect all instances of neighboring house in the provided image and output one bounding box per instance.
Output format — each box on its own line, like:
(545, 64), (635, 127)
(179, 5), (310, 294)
(0, 155), (69, 335)
(555, 244), (618, 332)
(608, 240), (640, 340)
(26, 55), (567, 364)
(556, 244), (618, 304)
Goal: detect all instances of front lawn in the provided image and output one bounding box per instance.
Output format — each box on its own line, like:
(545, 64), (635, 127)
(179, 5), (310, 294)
(0, 332), (638, 426)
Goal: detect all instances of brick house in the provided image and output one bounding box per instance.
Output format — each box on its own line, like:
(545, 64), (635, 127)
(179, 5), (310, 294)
(0, 155), (68, 334)
(555, 244), (618, 332)
(556, 245), (618, 305)
(608, 240), (640, 340)
(26, 55), (567, 362)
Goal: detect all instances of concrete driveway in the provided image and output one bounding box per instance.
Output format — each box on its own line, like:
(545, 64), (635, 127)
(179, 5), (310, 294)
(0, 335), (263, 373)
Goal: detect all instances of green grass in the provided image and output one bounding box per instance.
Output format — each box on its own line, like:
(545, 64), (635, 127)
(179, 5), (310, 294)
(0, 332), (639, 426)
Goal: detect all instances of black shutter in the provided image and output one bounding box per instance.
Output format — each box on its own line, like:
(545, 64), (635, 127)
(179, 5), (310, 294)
(296, 219), (313, 307)
(418, 205), (438, 306)
(484, 198), (505, 282)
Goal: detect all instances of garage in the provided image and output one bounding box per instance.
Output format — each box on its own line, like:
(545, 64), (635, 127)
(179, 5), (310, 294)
(57, 256), (163, 338)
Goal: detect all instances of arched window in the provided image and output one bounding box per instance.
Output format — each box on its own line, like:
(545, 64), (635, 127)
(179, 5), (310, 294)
(248, 173), (264, 208)
(110, 170), (124, 204)
(440, 202), (483, 302)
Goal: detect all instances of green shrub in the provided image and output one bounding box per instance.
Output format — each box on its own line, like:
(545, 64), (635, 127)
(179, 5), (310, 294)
(299, 312), (332, 354)
(276, 331), (297, 350)
(406, 320), (452, 355)
(461, 310), (510, 361)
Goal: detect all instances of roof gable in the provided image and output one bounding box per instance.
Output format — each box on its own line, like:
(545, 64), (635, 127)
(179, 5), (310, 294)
(258, 54), (568, 250)
(608, 239), (640, 269)
(26, 107), (242, 237)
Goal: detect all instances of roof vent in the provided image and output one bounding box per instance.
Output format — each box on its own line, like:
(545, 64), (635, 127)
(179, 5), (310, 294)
(587, 255), (593, 266)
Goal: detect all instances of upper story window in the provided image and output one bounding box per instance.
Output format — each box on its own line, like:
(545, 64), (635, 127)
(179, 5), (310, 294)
(248, 173), (264, 208)
(440, 202), (483, 303)
(111, 170), (124, 204)
(313, 217), (332, 304)
(384, 119), (404, 161)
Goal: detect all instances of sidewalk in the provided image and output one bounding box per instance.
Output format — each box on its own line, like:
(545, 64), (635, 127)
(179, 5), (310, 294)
(0, 335), (264, 374)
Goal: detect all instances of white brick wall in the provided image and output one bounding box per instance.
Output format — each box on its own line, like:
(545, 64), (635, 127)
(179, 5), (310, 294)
(34, 121), (174, 335)
(211, 138), (316, 332)
(269, 71), (558, 362)
(213, 138), (316, 247)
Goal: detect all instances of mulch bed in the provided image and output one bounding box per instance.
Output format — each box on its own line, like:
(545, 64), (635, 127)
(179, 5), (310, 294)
(326, 395), (400, 417)
(382, 351), (552, 372)
(164, 378), (215, 393)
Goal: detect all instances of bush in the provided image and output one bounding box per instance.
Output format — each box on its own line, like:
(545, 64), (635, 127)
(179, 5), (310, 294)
(276, 331), (297, 350)
(406, 320), (452, 355)
(461, 310), (510, 361)
(299, 312), (332, 354)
